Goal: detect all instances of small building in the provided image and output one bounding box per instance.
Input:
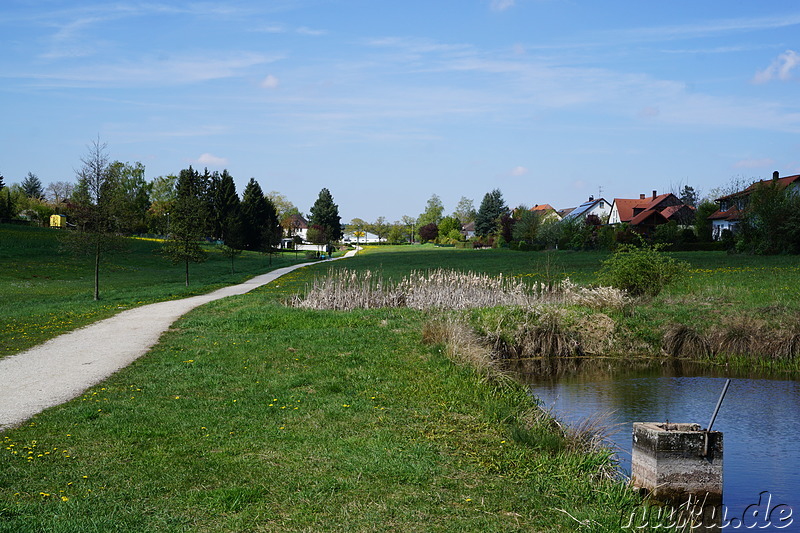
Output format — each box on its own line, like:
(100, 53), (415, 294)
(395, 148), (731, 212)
(49, 214), (66, 228)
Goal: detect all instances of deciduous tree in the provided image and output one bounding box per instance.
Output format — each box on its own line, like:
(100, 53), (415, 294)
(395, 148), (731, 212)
(63, 137), (128, 300)
(453, 196), (476, 225)
(418, 222), (439, 242)
(417, 194), (444, 228)
(512, 207), (542, 244)
(108, 161), (151, 234)
(369, 216), (390, 242)
(45, 181), (74, 205)
(148, 175), (177, 234)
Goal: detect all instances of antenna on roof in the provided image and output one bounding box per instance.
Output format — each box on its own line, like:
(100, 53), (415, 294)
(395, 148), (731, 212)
(598, 186), (604, 198)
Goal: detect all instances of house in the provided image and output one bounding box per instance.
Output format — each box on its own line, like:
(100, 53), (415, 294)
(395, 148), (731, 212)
(708, 171), (800, 239)
(280, 213), (309, 248)
(342, 231), (385, 245)
(563, 196), (610, 223)
(461, 221), (475, 239)
(529, 204), (562, 222)
(556, 207), (575, 219)
(608, 191), (694, 234)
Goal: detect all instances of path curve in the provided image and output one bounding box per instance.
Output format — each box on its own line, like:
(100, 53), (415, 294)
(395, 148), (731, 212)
(0, 249), (359, 431)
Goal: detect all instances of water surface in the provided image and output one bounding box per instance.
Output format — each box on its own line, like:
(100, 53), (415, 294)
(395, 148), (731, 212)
(524, 361), (799, 530)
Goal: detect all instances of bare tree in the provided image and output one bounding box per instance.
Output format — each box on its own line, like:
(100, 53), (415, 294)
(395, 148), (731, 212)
(62, 137), (127, 300)
(45, 181), (75, 205)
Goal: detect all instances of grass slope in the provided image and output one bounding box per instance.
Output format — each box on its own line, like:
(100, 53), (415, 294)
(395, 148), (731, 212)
(0, 276), (640, 532)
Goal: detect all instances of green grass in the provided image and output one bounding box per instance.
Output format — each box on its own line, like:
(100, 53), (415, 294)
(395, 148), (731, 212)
(1, 235), (797, 530)
(0, 224), (311, 357)
(0, 273), (642, 532)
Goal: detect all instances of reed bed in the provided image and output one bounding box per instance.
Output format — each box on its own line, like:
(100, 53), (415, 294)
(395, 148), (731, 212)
(421, 318), (512, 385)
(290, 268), (628, 311)
(662, 317), (799, 361)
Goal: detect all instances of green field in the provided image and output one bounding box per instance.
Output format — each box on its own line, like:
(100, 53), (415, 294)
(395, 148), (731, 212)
(1, 227), (798, 530)
(0, 224), (310, 357)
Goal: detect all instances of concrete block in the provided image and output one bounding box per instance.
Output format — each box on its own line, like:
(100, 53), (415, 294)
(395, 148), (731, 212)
(631, 422), (723, 505)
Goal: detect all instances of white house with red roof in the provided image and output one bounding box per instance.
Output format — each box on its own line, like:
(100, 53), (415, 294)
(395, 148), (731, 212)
(707, 171), (800, 239)
(529, 204), (562, 222)
(608, 191), (694, 233)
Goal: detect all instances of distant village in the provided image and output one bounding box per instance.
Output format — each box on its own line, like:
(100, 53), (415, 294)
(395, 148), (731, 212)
(2, 168), (799, 255)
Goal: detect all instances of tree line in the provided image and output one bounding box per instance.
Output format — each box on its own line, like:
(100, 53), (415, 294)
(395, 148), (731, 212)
(1, 139), (343, 297)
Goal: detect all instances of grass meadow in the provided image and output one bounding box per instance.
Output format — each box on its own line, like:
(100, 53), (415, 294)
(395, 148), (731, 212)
(0, 224), (309, 357)
(1, 228), (799, 530)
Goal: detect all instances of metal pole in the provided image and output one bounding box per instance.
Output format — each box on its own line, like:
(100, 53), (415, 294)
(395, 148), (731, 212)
(707, 379), (731, 432)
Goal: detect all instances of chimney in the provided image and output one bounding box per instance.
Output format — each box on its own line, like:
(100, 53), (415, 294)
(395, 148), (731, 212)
(652, 190), (657, 199)
(773, 171), (780, 180)
(639, 193), (645, 200)
(589, 195), (594, 202)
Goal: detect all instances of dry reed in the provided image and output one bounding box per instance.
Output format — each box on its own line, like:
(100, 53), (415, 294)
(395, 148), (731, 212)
(709, 316), (769, 358)
(662, 323), (712, 359)
(421, 318), (512, 385)
(291, 268), (628, 312)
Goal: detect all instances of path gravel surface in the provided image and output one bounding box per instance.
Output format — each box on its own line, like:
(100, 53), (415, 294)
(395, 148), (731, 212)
(0, 250), (358, 431)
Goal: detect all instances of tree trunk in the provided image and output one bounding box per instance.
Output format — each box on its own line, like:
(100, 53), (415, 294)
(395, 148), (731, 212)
(185, 258), (189, 287)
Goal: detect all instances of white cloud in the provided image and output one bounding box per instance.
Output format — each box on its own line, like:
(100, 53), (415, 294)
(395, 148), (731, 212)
(510, 166), (528, 176)
(753, 50), (800, 84)
(490, 0), (515, 12)
(194, 153), (228, 167)
(296, 26), (326, 36)
(733, 158), (775, 169)
(25, 52), (280, 87)
(260, 74), (280, 89)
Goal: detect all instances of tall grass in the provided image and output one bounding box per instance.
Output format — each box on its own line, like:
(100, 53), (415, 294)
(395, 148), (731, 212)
(291, 267), (627, 311)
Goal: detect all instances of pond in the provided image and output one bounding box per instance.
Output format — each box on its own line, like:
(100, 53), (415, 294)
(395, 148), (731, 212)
(522, 359), (799, 530)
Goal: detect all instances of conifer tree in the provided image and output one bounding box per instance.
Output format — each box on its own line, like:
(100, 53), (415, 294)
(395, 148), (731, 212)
(308, 188), (342, 244)
(160, 166), (208, 286)
(0, 174), (13, 220)
(21, 172), (44, 200)
(475, 189), (507, 238)
(241, 178), (280, 251)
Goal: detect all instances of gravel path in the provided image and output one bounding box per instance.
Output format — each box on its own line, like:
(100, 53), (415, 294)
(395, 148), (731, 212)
(0, 250), (358, 431)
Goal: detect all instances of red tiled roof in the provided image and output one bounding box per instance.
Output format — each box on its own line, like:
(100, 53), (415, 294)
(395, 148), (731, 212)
(630, 208), (668, 226)
(611, 198), (640, 223)
(612, 193), (675, 223)
(707, 207), (741, 221)
(716, 174), (800, 201)
(530, 204), (556, 212)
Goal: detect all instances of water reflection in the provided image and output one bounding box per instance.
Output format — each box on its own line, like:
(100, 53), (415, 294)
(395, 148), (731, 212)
(520, 358), (799, 531)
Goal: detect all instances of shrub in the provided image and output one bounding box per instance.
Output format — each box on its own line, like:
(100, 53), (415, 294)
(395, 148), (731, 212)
(597, 242), (688, 297)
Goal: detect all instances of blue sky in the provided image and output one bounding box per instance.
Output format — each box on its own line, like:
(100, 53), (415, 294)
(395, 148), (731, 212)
(2, 1), (800, 222)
